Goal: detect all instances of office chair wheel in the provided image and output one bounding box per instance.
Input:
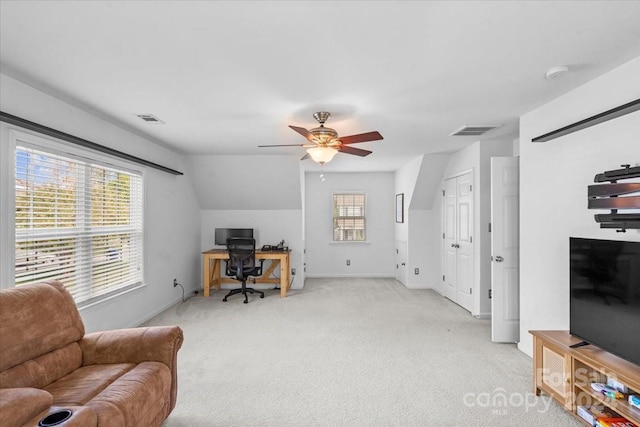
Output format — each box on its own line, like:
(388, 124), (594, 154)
(260, 294), (264, 298)
(223, 297), (228, 302)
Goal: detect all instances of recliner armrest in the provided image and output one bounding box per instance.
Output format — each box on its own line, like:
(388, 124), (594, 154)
(0, 387), (52, 427)
(80, 325), (183, 415)
(79, 326), (183, 367)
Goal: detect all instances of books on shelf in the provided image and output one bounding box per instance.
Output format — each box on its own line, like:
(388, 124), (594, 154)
(578, 405), (639, 427)
(595, 418), (637, 427)
(578, 406), (616, 426)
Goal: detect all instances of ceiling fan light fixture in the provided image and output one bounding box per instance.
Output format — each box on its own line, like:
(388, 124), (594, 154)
(307, 146), (338, 164)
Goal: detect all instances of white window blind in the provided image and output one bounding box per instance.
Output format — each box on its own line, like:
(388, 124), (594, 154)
(332, 193), (366, 241)
(15, 145), (143, 305)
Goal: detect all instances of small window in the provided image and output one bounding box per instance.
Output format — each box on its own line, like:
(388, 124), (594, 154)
(15, 142), (143, 306)
(332, 193), (366, 241)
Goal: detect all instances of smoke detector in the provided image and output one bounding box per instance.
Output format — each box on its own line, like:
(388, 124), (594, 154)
(545, 65), (569, 80)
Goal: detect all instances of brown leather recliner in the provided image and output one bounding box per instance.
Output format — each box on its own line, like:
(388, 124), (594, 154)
(0, 280), (183, 427)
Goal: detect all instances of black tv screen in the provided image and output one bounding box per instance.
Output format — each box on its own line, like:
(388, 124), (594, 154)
(570, 237), (640, 366)
(214, 228), (253, 246)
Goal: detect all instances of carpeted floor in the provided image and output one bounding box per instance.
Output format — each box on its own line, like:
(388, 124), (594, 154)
(145, 277), (581, 427)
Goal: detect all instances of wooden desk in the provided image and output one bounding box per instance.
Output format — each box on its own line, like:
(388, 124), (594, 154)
(202, 249), (291, 298)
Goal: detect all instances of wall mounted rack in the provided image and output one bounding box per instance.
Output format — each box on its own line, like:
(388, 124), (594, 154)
(588, 164), (640, 232)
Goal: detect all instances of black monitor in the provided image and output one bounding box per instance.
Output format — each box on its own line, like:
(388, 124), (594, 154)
(214, 228), (254, 246)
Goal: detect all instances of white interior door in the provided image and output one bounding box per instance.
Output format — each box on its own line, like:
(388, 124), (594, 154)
(442, 172), (474, 312)
(455, 173), (474, 312)
(491, 157), (520, 343)
(443, 178), (457, 301)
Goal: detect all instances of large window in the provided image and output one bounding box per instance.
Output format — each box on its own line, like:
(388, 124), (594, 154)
(15, 142), (143, 305)
(332, 193), (366, 241)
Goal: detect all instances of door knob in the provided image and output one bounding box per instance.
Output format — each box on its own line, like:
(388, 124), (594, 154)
(495, 255), (504, 262)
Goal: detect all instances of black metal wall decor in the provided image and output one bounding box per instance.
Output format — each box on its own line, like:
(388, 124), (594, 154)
(588, 164), (640, 232)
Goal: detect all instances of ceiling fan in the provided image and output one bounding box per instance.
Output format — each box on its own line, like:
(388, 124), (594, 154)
(259, 112), (383, 164)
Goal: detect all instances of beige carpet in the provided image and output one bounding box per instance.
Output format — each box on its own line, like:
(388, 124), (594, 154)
(145, 277), (581, 427)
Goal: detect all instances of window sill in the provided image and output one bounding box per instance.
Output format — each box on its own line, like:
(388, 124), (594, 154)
(328, 241), (370, 245)
(77, 282), (147, 311)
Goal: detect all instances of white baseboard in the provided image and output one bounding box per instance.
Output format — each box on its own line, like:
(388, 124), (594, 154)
(304, 274), (395, 278)
(403, 283), (434, 290)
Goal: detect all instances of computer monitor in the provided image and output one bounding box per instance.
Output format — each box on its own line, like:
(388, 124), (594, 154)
(214, 228), (254, 246)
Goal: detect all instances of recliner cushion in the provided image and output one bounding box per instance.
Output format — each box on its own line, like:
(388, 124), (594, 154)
(0, 281), (84, 372)
(86, 362), (171, 427)
(0, 343), (82, 389)
(44, 363), (135, 406)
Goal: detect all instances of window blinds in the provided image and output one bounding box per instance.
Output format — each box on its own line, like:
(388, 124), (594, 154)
(15, 145), (143, 305)
(332, 193), (366, 241)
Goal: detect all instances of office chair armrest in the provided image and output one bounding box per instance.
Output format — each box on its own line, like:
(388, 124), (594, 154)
(255, 259), (265, 275)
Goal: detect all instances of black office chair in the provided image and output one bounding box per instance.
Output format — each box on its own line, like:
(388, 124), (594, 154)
(223, 237), (265, 304)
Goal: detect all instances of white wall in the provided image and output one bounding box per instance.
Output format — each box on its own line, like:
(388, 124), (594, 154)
(395, 157), (423, 244)
(200, 209), (304, 289)
(0, 74), (202, 333)
(518, 56), (640, 357)
(394, 157), (424, 287)
(395, 154), (451, 289)
(406, 209), (439, 288)
(305, 172), (395, 277)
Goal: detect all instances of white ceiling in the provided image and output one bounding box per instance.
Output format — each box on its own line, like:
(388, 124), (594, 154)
(2, 1), (640, 172)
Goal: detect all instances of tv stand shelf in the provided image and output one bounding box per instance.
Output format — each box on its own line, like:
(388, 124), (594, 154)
(530, 330), (640, 426)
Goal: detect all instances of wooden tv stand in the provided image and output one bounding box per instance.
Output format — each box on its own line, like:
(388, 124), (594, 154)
(530, 330), (640, 426)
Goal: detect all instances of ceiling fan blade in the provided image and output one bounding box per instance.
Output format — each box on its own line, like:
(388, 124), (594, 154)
(337, 131), (383, 145)
(339, 145), (372, 157)
(258, 144), (306, 147)
(289, 125), (315, 142)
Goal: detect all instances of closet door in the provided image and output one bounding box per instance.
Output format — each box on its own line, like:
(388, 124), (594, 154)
(455, 173), (474, 312)
(442, 172), (474, 312)
(443, 179), (458, 302)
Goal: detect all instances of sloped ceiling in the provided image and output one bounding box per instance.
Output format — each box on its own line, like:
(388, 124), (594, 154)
(410, 154), (452, 210)
(187, 155), (301, 210)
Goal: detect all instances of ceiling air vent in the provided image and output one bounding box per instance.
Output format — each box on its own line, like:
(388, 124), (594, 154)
(450, 124), (501, 137)
(135, 113), (165, 124)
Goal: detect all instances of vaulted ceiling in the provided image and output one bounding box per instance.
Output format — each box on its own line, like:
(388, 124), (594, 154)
(2, 1), (640, 172)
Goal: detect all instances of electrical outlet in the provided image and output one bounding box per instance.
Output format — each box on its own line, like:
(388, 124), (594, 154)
(346, 260), (350, 266)
(291, 268), (296, 275)
(414, 268), (419, 275)
(173, 278), (178, 287)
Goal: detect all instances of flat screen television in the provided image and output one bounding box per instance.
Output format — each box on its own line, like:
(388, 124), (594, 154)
(569, 237), (640, 366)
(214, 228), (253, 246)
